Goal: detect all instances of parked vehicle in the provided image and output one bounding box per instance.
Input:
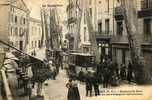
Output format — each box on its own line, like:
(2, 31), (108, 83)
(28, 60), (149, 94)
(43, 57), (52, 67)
(68, 53), (96, 80)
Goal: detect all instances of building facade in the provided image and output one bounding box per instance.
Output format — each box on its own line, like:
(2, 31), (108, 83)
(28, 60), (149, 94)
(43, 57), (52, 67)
(66, 0), (97, 53)
(27, 17), (42, 56)
(137, 0), (152, 77)
(96, 0), (115, 60)
(96, 0), (152, 78)
(0, 1), (10, 47)
(66, 0), (80, 50)
(8, 0), (29, 51)
(0, 0), (29, 51)
(96, 0), (139, 64)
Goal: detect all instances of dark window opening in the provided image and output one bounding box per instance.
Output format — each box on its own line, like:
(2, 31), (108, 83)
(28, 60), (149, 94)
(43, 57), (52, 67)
(105, 19), (110, 34)
(98, 22), (102, 34)
(38, 40), (41, 48)
(117, 21), (123, 35)
(89, 8), (92, 17)
(144, 18), (151, 35)
(23, 18), (26, 24)
(19, 41), (23, 51)
(15, 27), (18, 36)
(35, 41), (37, 48)
(15, 16), (17, 23)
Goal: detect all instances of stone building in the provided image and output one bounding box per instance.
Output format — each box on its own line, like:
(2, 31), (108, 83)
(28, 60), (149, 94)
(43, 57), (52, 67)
(27, 17), (42, 56)
(96, 0), (115, 60)
(66, 0), (80, 50)
(96, 0), (152, 78)
(66, 0), (97, 53)
(0, 0), (30, 52)
(96, 0), (140, 64)
(0, 1), (9, 48)
(137, 0), (152, 77)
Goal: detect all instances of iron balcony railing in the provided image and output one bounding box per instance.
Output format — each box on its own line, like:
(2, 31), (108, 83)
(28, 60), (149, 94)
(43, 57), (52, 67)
(112, 34), (152, 43)
(96, 32), (152, 43)
(95, 31), (113, 39)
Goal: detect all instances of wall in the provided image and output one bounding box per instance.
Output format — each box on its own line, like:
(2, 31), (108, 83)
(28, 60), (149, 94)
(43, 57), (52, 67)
(27, 18), (42, 55)
(9, 6), (29, 51)
(0, 5), (9, 48)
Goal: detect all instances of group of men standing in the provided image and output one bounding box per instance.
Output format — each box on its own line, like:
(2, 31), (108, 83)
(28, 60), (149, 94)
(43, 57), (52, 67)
(97, 58), (134, 88)
(79, 58), (135, 97)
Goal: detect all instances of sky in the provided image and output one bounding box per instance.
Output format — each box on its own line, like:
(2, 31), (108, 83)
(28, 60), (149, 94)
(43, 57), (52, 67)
(24, 0), (68, 21)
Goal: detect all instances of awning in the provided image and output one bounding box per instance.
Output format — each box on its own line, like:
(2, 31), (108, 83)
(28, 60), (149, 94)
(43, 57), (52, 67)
(5, 52), (19, 60)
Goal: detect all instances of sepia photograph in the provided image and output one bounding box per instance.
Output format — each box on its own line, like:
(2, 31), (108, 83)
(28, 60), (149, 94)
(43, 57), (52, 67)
(0, 0), (152, 100)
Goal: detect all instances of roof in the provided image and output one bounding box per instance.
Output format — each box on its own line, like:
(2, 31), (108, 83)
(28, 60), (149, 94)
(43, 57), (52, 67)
(12, 0), (29, 12)
(0, 0), (29, 12)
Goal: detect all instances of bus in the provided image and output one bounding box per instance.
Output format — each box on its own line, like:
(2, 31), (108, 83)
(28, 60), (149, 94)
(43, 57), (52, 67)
(68, 53), (96, 79)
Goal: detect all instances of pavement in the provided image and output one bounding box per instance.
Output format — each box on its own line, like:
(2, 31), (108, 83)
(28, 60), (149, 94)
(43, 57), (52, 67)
(5, 66), (152, 100)
(4, 51), (152, 100)
(43, 68), (152, 100)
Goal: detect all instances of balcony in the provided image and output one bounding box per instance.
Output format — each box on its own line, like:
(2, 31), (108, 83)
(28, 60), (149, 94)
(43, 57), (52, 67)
(95, 31), (113, 42)
(114, 6), (124, 20)
(112, 34), (152, 45)
(68, 17), (77, 24)
(138, 0), (152, 18)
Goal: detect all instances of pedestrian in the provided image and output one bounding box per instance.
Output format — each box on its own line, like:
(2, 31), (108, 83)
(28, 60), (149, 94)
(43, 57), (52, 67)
(23, 76), (30, 95)
(85, 77), (92, 96)
(103, 67), (109, 88)
(27, 80), (32, 100)
(66, 79), (74, 100)
(72, 78), (80, 100)
(59, 51), (63, 69)
(78, 70), (84, 83)
(120, 64), (126, 80)
(52, 67), (57, 80)
(115, 62), (120, 78)
(92, 73), (100, 96)
(66, 79), (80, 100)
(127, 61), (133, 83)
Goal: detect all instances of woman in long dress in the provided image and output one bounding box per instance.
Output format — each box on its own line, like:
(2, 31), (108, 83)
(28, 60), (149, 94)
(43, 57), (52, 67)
(72, 79), (80, 100)
(66, 79), (80, 100)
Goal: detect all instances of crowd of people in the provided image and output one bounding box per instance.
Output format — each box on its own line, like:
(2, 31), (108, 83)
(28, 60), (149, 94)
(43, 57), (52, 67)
(74, 57), (135, 98)
(97, 58), (134, 87)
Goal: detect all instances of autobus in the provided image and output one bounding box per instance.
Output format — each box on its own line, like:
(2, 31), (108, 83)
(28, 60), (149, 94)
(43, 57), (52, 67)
(68, 53), (96, 79)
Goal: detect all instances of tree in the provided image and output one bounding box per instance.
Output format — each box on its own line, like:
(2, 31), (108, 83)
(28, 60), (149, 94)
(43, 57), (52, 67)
(119, 0), (149, 84)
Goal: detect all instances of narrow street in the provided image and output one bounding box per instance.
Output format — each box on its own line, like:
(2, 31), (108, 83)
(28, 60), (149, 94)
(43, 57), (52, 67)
(1, 0), (152, 100)
(43, 68), (152, 100)
(43, 69), (86, 100)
